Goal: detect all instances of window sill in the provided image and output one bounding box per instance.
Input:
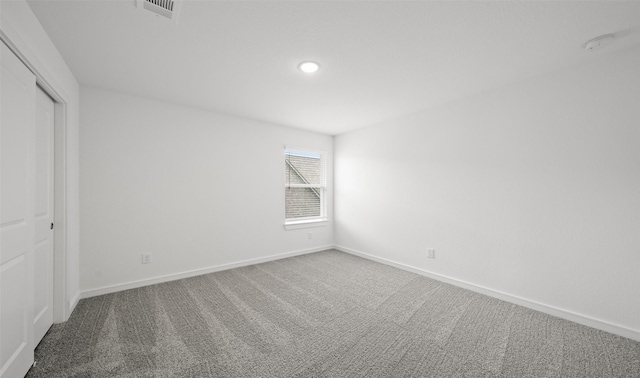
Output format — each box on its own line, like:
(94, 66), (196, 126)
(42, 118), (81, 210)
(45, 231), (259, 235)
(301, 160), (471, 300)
(283, 218), (328, 230)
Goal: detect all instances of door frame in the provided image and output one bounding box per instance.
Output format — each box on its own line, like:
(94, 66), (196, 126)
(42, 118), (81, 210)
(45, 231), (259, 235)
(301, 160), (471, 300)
(1, 33), (72, 323)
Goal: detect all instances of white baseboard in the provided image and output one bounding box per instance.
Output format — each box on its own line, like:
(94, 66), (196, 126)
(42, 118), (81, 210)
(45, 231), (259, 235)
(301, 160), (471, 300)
(334, 245), (640, 342)
(81, 245), (333, 299)
(68, 291), (80, 317)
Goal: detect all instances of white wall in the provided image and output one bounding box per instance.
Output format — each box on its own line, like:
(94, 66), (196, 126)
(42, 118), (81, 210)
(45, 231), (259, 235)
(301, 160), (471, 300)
(335, 45), (640, 339)
(1, 0), (81, 320)
(80, 87), (333, 295)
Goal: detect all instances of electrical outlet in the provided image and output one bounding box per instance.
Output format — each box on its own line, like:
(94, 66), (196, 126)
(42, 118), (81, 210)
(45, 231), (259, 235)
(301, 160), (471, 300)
(308, 232), (313, 239)
(142, 253), (152, 264)
(427, 248), (435, 259)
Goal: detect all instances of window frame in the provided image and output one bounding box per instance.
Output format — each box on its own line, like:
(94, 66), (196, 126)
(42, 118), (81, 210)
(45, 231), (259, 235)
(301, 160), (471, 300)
(284, 147), (328, 229)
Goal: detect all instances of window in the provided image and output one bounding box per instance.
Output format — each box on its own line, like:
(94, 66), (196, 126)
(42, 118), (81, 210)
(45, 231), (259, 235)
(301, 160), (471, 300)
(285, 148), (327, 225)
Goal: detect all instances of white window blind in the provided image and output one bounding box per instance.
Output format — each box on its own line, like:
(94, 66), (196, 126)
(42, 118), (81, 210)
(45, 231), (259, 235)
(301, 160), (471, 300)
(285, 148), (326, 222)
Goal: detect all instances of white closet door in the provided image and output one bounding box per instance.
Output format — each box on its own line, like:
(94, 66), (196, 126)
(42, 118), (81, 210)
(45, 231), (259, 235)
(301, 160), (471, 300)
(33, 88), (54, 346)
(0, 42), (36, 377)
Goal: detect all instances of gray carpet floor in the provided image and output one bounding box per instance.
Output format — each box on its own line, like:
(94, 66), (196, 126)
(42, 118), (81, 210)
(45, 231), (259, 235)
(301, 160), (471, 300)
(27, 249), (640, 377)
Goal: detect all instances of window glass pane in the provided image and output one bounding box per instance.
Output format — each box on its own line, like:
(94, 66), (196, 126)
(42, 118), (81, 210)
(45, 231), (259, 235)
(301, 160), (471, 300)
(285, 187), (321, 218)
(285, 151), (322, 186)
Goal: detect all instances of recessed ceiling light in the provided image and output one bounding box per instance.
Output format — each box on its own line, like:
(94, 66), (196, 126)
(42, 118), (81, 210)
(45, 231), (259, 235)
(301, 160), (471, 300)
(298, 61), (320, 73)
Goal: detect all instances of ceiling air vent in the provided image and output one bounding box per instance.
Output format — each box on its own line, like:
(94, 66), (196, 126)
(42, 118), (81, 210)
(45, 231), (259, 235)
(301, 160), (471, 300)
(137, 0), (181, 22)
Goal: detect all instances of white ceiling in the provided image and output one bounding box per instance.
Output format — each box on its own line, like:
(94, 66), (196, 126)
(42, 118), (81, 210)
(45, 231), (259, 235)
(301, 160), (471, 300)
(27, 1), (640, 135)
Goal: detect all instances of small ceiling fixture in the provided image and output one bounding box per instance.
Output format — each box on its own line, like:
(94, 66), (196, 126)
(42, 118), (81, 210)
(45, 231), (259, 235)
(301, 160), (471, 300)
(298, 61), (320, 73)
(583, 34), (615, 51)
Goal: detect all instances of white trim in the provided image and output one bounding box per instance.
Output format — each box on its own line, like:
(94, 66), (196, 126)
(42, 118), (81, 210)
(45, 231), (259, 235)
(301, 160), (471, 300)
(68, 292), (80, 314)
(334, 245), (640, 342)
(81, 245), (333, 299)
(284, 219), (328, 230)
(286, 184), (325, 189)
(53, 101), (69, 323)
(1, 7), (77, 322)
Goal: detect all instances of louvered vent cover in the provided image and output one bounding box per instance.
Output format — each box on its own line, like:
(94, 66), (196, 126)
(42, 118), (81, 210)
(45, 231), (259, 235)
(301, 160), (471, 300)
(137, 0), (181, 22)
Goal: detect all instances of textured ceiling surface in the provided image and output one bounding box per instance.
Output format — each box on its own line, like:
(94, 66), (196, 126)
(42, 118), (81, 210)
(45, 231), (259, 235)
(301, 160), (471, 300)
(27, 1), (640, 135)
